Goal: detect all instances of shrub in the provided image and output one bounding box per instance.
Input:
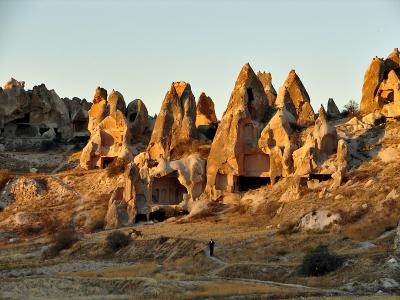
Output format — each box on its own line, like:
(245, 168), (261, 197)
(18, 225), (43, 236)
(106, 230), (131, 251)
(106, 158), (126, 177)
(0, 169), (11, 190)
(300, 245), (344, 276)
(42, 228), (77, 259)
(342, 99), (359, 117)
(277, 222), (299, 235)
(90, 218), (105, 232)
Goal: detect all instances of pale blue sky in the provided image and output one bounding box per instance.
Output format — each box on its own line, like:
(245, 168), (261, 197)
(0, 0), (398, 117)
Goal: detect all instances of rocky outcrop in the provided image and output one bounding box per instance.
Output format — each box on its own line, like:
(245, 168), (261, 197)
(80, 110), (132, 169)
(360, 48), (400, 116)
(195, 93), (218, 127)
(257, 71), (277, 107)
(147, 82), (197, 160)
(105, 185), (136, 229)
(206, 63), (273, 195)
(195, 92), (218, 140)
(275, 70), (315, 127)
(258, 108), (296, 183)
(126, 99), (149, 139)
(88, 87), (108, 134)
(108, 90), (126, 115)
(0, 79), (90, 148)
(327, 98), (341, 119)
(292, 106), (338, 176)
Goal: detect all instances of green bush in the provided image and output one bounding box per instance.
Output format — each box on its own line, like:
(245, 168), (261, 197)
(300, 245), (344, 276)
(106, 230), (131, 251)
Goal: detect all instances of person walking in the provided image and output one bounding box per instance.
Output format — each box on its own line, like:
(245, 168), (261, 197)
(208, 239), (215, 256)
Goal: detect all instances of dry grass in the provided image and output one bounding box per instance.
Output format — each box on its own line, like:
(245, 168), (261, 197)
(59, 261), (159, 278)
(183, 281), (302, 298)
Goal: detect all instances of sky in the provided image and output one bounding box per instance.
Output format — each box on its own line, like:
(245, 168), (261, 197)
(0, 0), (399, 118)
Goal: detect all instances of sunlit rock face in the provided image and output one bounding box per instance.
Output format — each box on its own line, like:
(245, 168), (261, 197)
(147, 81), (197, 160)
(195, 92), (218, 141)
(275, 69), (315, 127)
(257, 71), (277, 107)
(206, 63), (274, 196)
(126, 98), (149, 140)
(80, 110), (132, 170)
(360, 48), (400, 117)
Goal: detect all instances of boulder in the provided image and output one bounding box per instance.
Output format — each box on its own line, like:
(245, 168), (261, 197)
(126, 99), (149, 140)
(331, 139), (348, 188)
(327, 98), (341, 118)
(362, 112), (386, 126)
(88, 87), (108, 134)
(105, 186), (136, 229)
(195, 92), (218, 127)
(275, 70), (315, 126)
(257, 71), (277, 107)
(206, 63), (273, 195)
(147, 81), (197, 160)
(299, 210), (340, 231)
(80, 110), (132, 169)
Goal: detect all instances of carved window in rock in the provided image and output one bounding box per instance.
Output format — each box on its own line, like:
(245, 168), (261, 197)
(152, 188), (160, 203)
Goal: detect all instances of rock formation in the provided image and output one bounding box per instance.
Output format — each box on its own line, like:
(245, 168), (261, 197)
(275, 70), (315, 127)
(195, 92), (218, 127)
(257, 71), (277, 107)
(258, 108), (296, 183)
(195, 92), (218, 140)
(88, 87), (108, 134)
(292, 105), (338, 176)
(80, 110), (132, 169)
(0, 79), (90, 149)
(360, 48), (400, 116)
(126, 99), (149, 140)
(108, 90), (126, 115)
(147, 81), (197, 160)
(327, 98), (341, 119)
(105, 185), (136, 229)
(206, 63), (273, 196)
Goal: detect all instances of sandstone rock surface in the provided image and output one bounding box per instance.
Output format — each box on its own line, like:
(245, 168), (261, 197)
(80, 111), (132, 169)
(147, 82), (197, 160)
(206, 63), (273, 195)
(126, 99), (149, 139)
(275, 70), (315, 126)
(257, 71), (277, 107)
